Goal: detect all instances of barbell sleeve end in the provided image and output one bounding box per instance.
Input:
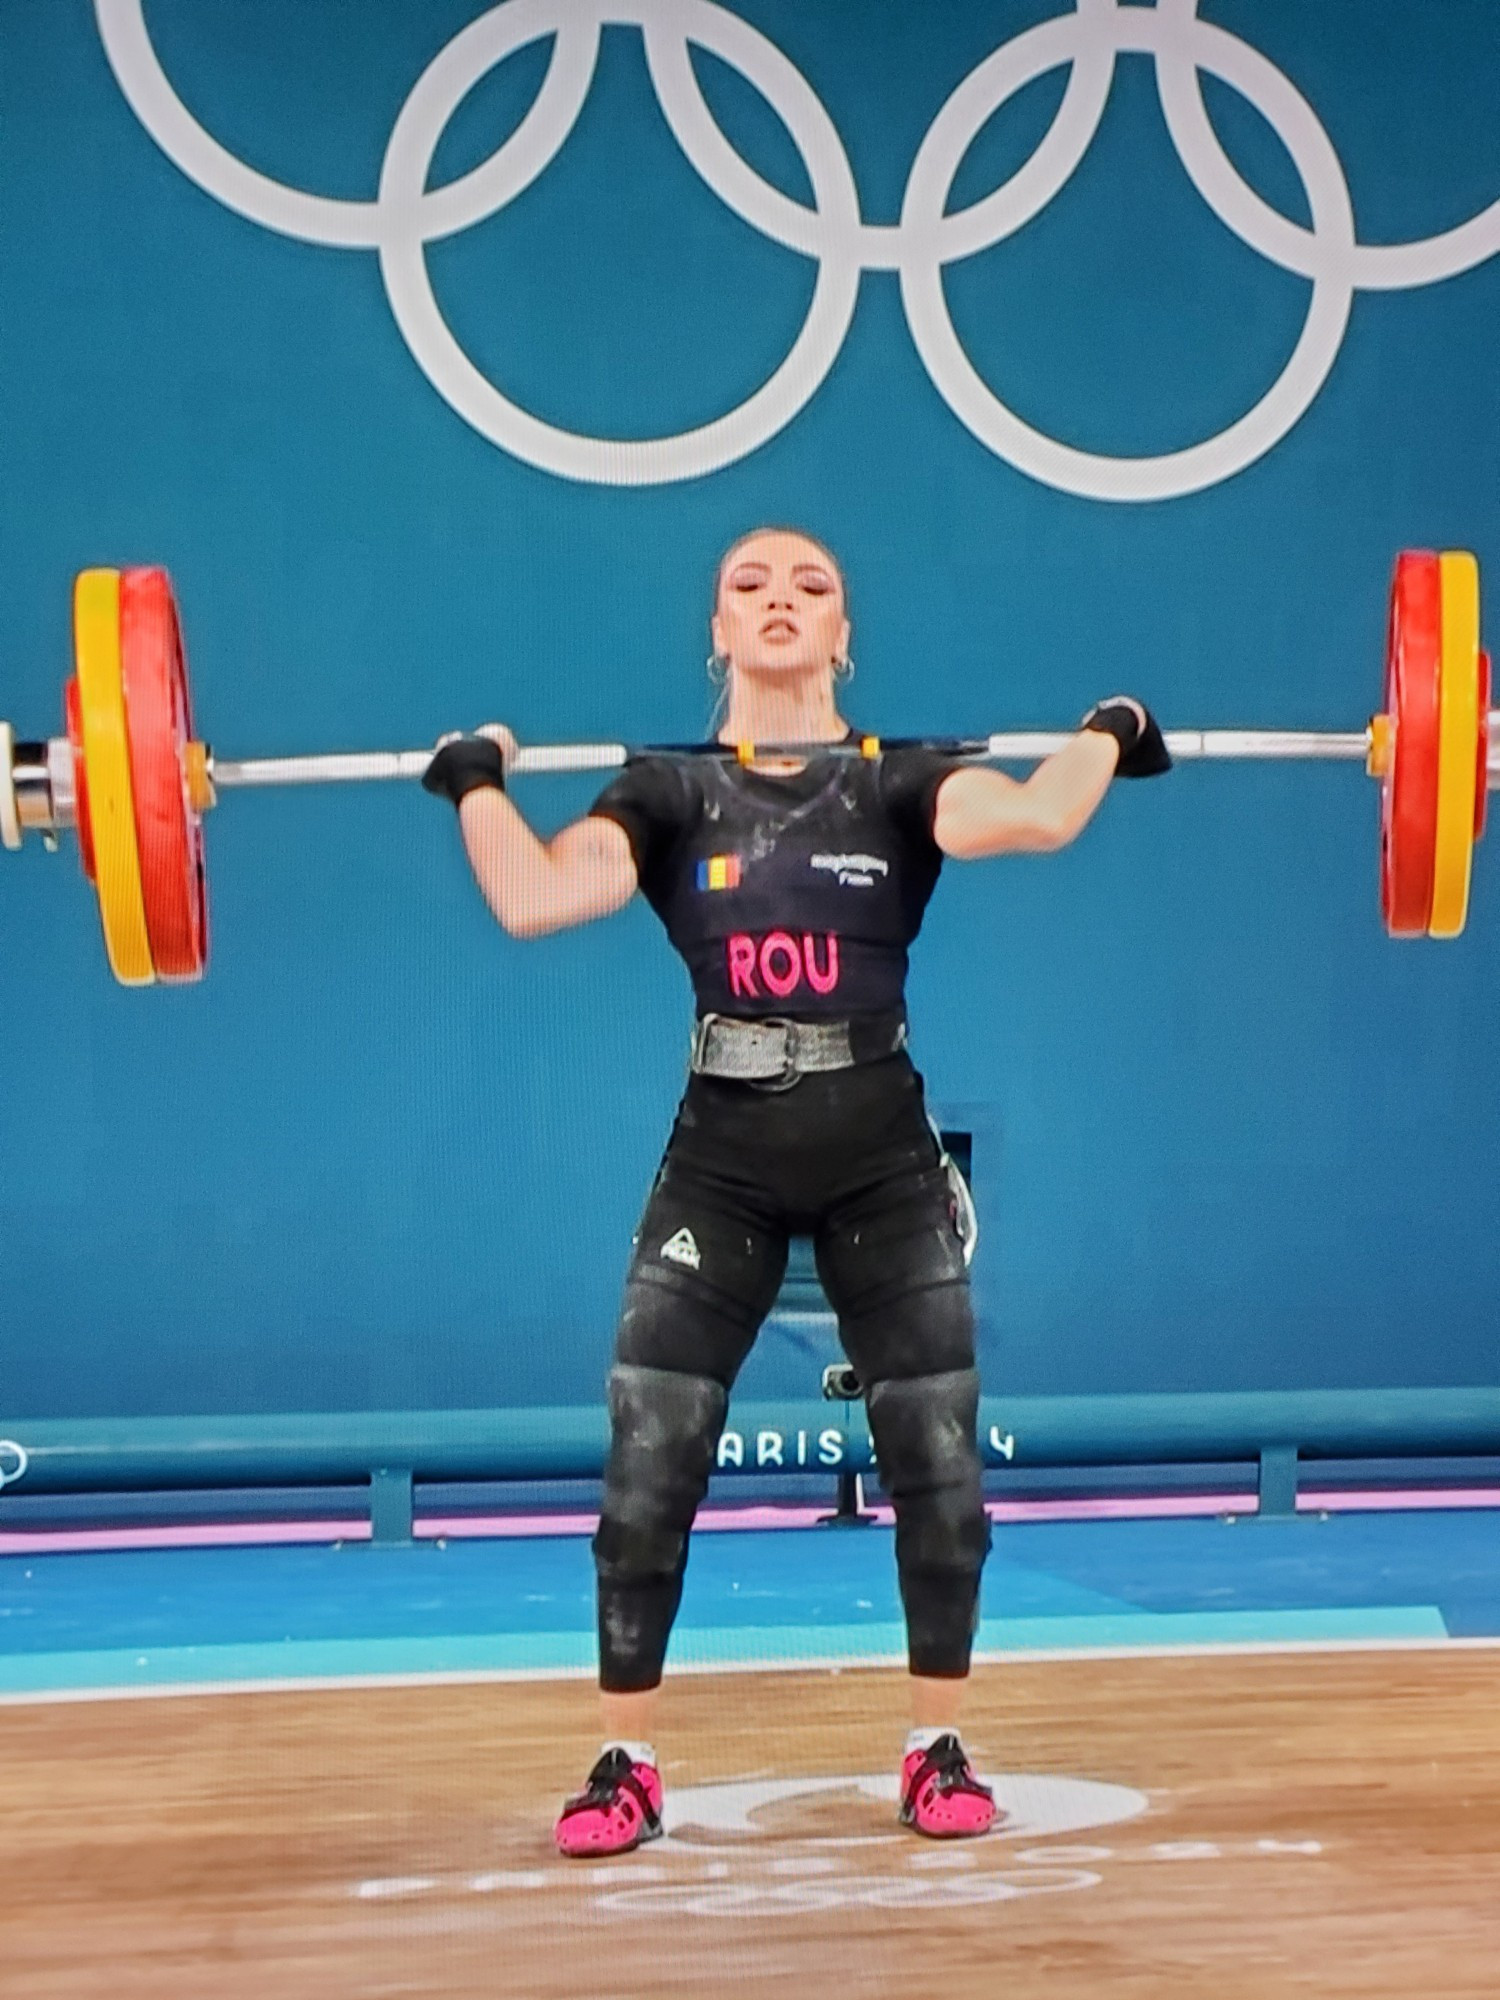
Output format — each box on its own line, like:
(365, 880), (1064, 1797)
(2, 733), (76, 843)
(0, 721), (22, 850)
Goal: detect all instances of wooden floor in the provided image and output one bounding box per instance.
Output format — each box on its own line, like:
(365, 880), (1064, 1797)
(2, 1650), (1498, 1997)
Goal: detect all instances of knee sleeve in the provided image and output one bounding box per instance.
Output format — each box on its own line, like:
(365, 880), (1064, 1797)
(596, 1362), (727, 1577)
(593, 1361), (728, 1692)
(866, 1367), (990, 1679)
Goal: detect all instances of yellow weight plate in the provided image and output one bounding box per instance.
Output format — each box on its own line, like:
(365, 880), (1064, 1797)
(1429, 551), (1482, 938)
(73, 569), (155, 985)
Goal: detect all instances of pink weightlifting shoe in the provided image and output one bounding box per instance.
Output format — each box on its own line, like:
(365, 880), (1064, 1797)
(554, 1747), (664, 1858)
(899, 1733), (998, 1838)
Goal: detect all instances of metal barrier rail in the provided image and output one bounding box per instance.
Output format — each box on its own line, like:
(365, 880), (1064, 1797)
(3, 1389), (1498, 1537)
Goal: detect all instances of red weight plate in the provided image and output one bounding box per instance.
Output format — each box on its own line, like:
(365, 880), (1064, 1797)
(1380, 551), (1442, 935)
(64, 676), (97, 885)
(118, 567), (209, 981)
(1475, 649), (1490, 843)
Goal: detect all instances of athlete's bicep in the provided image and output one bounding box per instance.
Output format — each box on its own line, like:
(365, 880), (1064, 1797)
(932, 766), (1049, 857)
(543, 813), (640, 926)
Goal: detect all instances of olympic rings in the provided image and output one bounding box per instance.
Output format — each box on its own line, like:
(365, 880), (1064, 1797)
(94, 0), (1500, 497)
(376, 0), (863, 484)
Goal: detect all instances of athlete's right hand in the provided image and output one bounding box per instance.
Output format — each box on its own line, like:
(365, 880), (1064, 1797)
(422, 725), (516, 806)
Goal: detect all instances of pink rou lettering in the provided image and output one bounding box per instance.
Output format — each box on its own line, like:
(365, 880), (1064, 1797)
(726, 932), (840, 999)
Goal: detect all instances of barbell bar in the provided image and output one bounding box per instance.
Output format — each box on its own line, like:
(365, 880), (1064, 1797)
(0, 551), (1490, 986)
(208, 729), (1378, 792)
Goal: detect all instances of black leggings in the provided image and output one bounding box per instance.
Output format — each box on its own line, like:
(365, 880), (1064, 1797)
(594, 1052), (989, 1690)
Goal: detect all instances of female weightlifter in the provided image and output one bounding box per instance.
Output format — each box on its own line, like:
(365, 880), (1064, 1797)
(422, 528), (1169, 1854)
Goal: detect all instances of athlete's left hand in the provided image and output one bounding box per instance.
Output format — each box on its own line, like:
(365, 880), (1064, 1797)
(422, 730), (510, 805)
(1080, 697), (1172, 778)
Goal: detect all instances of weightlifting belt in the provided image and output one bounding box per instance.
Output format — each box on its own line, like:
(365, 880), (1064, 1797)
(689, 1009), (908, 1088)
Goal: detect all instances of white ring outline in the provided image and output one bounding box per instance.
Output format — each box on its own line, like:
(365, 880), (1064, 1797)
(377, 0), (863, 484)
(900, 1), (1356, 501)
(92, 0), (1500, 497)
(95, 0), (604, 247)
(1154, 0), (1500, 292)
(0, 1440), (29, 1490)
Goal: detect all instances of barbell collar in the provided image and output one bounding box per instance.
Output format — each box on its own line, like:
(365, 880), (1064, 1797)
(0, 734), (77, 843)
(45, 737), (76, 828)
(12, 739), (66, 831)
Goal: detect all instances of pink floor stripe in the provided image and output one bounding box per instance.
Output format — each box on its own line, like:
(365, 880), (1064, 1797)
(0, 1520), (371, 1556)
(2, 1487), (1498, 1556)
(1299, 1486), (1500, 1513)
(413, 1493), (1252, 1538)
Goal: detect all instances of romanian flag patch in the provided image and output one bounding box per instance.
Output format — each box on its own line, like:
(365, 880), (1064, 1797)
(696, 854), (742, 891)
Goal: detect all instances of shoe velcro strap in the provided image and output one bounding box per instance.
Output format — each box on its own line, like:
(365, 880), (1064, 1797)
(611, 1766), (662, 1834)
(905, 1737), (989, 1806)
(561, 1754), (661, 1835)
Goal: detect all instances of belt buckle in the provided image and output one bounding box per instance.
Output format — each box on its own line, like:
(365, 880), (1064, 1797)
(690, 1013), (722, 1073)
(755, 1016), (801, 1092)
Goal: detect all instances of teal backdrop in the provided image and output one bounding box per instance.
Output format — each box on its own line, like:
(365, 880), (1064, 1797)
(2, 0), (1498, 1426)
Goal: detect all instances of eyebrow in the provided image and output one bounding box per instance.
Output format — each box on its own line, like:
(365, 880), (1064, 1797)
(727, 559), (833, 579)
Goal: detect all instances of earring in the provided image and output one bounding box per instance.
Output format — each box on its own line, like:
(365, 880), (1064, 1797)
(834, 654), (855, 683)
(706, 650), (729, 685)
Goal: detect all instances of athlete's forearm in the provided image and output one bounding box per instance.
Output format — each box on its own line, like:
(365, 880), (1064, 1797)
(456, 789), (555, 933)
(935, 730), (1118, 857)
(1016, 729), (1120, 847)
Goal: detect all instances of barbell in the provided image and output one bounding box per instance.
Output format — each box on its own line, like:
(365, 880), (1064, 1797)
(0, 552), (1491, 987)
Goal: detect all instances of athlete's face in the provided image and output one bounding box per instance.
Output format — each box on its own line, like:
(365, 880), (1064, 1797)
(712, 531), (850, 684)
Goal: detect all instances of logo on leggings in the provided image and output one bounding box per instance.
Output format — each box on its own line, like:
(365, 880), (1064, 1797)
(660, 1227), (701, 1270)
(727, 932), (839, 1000)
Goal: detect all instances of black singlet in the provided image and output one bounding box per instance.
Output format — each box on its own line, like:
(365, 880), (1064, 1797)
(588, 736), (962, 1019)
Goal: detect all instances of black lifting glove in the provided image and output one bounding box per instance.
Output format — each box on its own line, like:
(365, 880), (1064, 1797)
(422, 734), (507, 806)
(1080, 697), (1172, 779)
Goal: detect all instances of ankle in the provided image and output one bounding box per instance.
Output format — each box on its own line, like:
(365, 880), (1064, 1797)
(601, 1738), (657, 1769)
(905, 1726), (960, 1757)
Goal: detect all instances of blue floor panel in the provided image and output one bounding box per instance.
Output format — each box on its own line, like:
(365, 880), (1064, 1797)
(0, 1511), (1493, 1695)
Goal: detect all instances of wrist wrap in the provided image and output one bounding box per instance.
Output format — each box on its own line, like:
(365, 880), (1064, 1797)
(422, 736), (507, 806)
(1081, 699), (1172, 779)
